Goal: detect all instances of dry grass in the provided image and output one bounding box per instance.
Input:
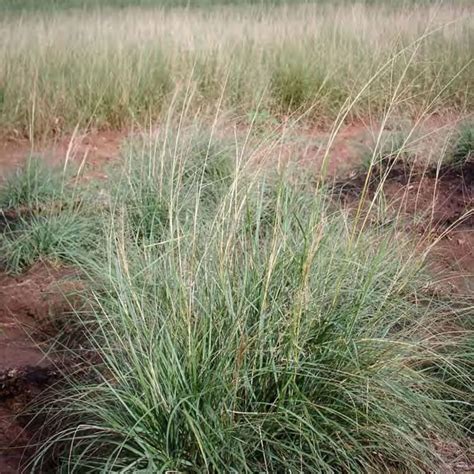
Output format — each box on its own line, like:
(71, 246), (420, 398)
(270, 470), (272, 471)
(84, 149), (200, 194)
(0, 2), (472, 137)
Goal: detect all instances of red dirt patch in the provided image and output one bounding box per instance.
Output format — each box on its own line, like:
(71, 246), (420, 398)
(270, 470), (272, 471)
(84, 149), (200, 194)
(335, 161), (474, 293)
(0, 405), (30, 473)
(0, 130), (123, 181)
(430, 228), (474, 293)
(382, 165), (473, 228)
(0, 263), (76, 473)
(382, 165), (473, 292)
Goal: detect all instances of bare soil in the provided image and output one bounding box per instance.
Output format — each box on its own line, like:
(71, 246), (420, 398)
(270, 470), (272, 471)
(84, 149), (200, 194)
(0, 130), (123, 182)
(335, 161), (474, 293)
(0, 263), (77, 473)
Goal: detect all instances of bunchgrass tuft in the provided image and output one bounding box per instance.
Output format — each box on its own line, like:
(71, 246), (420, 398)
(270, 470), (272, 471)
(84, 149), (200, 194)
(0, 154), (99, 272)
(0, 157), (67, 210)
(0, 212), (100, 273)
(30, 129), (471, 473)
(114, 128), (235, 242)
(450, 122), (474, 169)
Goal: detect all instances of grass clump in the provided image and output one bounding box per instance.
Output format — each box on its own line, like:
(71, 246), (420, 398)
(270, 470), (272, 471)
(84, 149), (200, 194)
(0, 157), (67, 210)
(0, 156), (100, 272)
(450, 121), (474, 169)
(31, 131), (471, 473)
(0, 212), (99, 273)
(115, 129), (235, 242)
(271, 58), (314, 112)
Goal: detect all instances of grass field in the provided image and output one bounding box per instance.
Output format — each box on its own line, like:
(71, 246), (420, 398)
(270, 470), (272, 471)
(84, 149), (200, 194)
(0, 1), (472, 472)
(0, 1), (472, 137)
(3, 0), (471, 12)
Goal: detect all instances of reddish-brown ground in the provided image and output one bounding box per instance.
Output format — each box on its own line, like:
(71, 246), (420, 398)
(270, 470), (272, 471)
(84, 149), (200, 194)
(335, 162), (473, 292)
(0, 130), (123, 181)
(0, 122), (472, 472)
(386, 166), (473, 293)
(0, 131), (122, 472)
(0, 264), (78, 473)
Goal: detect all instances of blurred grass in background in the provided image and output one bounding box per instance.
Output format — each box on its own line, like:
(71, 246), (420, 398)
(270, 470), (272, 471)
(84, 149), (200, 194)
(0, 2), (472, 137)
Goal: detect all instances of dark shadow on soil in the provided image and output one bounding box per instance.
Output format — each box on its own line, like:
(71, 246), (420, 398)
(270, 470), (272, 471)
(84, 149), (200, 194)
(333, 161), (474, 293)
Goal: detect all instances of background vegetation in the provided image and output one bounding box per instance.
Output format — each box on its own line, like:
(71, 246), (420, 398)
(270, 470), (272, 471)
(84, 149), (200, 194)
(3, 0), (471, 13)
(0, 2), (472, 137)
